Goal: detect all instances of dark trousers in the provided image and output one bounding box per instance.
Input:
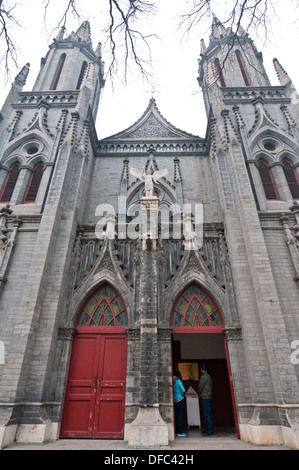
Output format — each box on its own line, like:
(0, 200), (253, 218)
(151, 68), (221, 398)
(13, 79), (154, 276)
(202, 398), (213, 434)
(174, 399), (184, 434)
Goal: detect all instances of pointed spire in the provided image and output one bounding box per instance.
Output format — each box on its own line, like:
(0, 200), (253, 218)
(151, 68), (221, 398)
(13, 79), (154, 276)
(211, 15), (226, 39)
(95, 42), (102, 58)
(14, 63), (30, 89)
(55, 26), (66, 41)
(76, 21), (92, 43)
(273, 58), (291, 86)
(238, 24), (248, 37)
(200, 38), (207, 55)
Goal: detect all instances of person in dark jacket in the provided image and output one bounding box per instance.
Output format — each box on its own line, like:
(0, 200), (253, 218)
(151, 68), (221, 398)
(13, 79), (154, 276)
(197, 365), (213, 436)
(173, 370), (186, 437)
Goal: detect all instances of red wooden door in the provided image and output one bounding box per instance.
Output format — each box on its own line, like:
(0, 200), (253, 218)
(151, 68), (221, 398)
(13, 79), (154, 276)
(60, 330), (127, 439)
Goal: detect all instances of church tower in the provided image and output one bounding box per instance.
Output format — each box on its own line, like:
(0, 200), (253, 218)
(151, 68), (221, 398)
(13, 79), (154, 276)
(198, 18), (299, 448)
(0, 22), (105, 447)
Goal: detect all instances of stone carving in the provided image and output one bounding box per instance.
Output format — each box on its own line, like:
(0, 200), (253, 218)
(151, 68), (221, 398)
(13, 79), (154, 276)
(130, 167), (168, 198)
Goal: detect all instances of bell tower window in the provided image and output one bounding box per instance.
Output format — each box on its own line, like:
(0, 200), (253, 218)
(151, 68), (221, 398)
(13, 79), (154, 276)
(24, 163), (45, 203)
(50, 53), (66, 91)
(215, 58), (226, 87)
(282, 159), (299, 199)
(257, 160), (278, 200)
(236, 50), (251, 86)
(76, 61), (88, 89)
(0, 163), (20, 203)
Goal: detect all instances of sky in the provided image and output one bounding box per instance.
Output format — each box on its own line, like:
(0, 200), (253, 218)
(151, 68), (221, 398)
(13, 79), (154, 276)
(0, 0), (298, 140)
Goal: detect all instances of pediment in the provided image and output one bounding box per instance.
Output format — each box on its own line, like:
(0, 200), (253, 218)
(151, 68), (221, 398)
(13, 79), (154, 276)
(100, 98), (199, 141)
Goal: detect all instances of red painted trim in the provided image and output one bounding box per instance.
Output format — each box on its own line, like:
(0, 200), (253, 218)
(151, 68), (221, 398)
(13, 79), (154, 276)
(172, 326), (224, 334)
(50, 54), (66, 91)
(215, 58), (226, 87)
(282, 158), (299, 199)
(257, 159), (279, 200)
(0, 163), (20, 203)
(236, 50), (251, 86)
(23, 163), (45, 204)
(224, 334), (240, 438)
(76, 326), (126, 334)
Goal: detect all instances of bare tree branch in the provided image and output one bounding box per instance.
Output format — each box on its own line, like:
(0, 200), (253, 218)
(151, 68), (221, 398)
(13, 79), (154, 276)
(0, 0), (298, 87)
(0, 0), (19, 76)
(105, 0), (157, 84)
(43, 0), (80, 29)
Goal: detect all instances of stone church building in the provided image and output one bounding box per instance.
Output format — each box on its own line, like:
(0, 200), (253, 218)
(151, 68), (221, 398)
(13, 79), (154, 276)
(0, 18), (299, 449)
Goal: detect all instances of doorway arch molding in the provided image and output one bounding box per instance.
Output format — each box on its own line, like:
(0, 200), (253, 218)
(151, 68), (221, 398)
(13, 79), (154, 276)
(164, 271), (232, 329)
(69, 270), (134, 328)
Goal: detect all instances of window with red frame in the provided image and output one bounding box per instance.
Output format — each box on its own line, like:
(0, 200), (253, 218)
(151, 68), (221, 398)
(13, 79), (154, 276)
(76, 284), (128, 327)
(282, 159), (299, 199)
(215, 58), (226, 87)
(76, 61), (88, 90)
(236, 50), (251, 86)
(0, 163), (20, 203)
(24, 163), (45, 203)
(50, 53), (66, 91)
(257, 160), (278, 200)
(170, 283), (224, 328)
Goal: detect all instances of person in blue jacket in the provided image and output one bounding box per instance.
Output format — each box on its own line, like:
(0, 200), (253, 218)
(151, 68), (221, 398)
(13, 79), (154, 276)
(173, 370), (186, 437)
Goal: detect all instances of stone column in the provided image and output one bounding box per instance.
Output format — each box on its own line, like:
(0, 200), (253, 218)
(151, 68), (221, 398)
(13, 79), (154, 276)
(247, 160), (268, 211)
(127, 197), (168, 447)
(10, 165), (32, 206)
(269, 162), (293, 204)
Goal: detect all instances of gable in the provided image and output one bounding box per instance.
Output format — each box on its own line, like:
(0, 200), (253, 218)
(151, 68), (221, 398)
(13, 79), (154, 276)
(125, 113), (179, 139)
(99, 98), (200, 142)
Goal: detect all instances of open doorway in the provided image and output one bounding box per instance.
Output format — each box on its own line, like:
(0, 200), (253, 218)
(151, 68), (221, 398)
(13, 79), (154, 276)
(172, 333), (236, 434)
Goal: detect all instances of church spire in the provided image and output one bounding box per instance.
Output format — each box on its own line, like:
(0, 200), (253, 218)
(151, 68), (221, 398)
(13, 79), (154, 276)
(273, 58), (291, 86)
(211, 15), (227, 39)
(14, 63), (30, 89)
(55, 26), (66, 41)
(76, 21), (92, 43)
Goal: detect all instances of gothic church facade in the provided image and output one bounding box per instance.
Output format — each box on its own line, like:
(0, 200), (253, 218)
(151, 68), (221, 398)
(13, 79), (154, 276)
(0, 18), (299, 449)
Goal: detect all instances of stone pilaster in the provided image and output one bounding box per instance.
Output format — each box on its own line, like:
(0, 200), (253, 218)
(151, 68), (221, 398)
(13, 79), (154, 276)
(127, 198), (168, 447)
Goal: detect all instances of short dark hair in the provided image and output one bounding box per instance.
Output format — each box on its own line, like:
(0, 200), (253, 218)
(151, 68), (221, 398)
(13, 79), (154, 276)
(174, 370), (182, 380)
(201, 365), (208, 372)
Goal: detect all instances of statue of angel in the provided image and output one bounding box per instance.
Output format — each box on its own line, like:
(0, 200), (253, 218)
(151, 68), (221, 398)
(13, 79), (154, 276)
(130, 167), (168, 197)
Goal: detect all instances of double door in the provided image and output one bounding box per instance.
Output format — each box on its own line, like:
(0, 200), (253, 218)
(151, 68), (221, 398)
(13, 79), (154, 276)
(60, 330), (127, 439)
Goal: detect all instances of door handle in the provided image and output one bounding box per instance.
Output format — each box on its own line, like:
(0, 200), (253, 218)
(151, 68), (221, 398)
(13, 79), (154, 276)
(97, 375), (101, 388)
(93, 375), (96, 388)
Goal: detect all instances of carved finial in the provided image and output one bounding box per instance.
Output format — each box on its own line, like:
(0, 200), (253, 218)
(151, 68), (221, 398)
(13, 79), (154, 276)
(273, 58), (291, 86)
(200, 39), (207, 55)
(76, 21), (92, 43)
(211, 16), (226, 38)
(55, 26), (66, 41)
(95, 42), (102, 58)
(14, 63), (30, 89)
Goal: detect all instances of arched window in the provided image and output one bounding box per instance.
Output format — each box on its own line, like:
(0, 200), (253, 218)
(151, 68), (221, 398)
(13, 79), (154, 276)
(24, 163), (45, 203)
(50, 53), (66, 91)
(282, 159), (299, 199)
(170, 284), (224, 328)
(257, 160), (278, 200)
(235, 50), (251, 86)
(0, 162), (20, 203)
(76, 61), (88, 89)
(76, 284), (128, 327)
(215, 58), (226, 87)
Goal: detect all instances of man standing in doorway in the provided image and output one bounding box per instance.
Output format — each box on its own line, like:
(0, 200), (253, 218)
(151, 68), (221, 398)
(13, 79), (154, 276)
(197, 365), (213, 436)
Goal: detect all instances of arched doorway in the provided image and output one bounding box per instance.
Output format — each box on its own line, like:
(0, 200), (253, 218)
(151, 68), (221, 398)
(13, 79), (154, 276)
(170, 283), (238, 435)
(60, 283), (128, 439)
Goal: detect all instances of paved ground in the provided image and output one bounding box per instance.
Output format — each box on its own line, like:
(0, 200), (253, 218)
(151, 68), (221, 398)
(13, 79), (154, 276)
(2, 429), (293, 451)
